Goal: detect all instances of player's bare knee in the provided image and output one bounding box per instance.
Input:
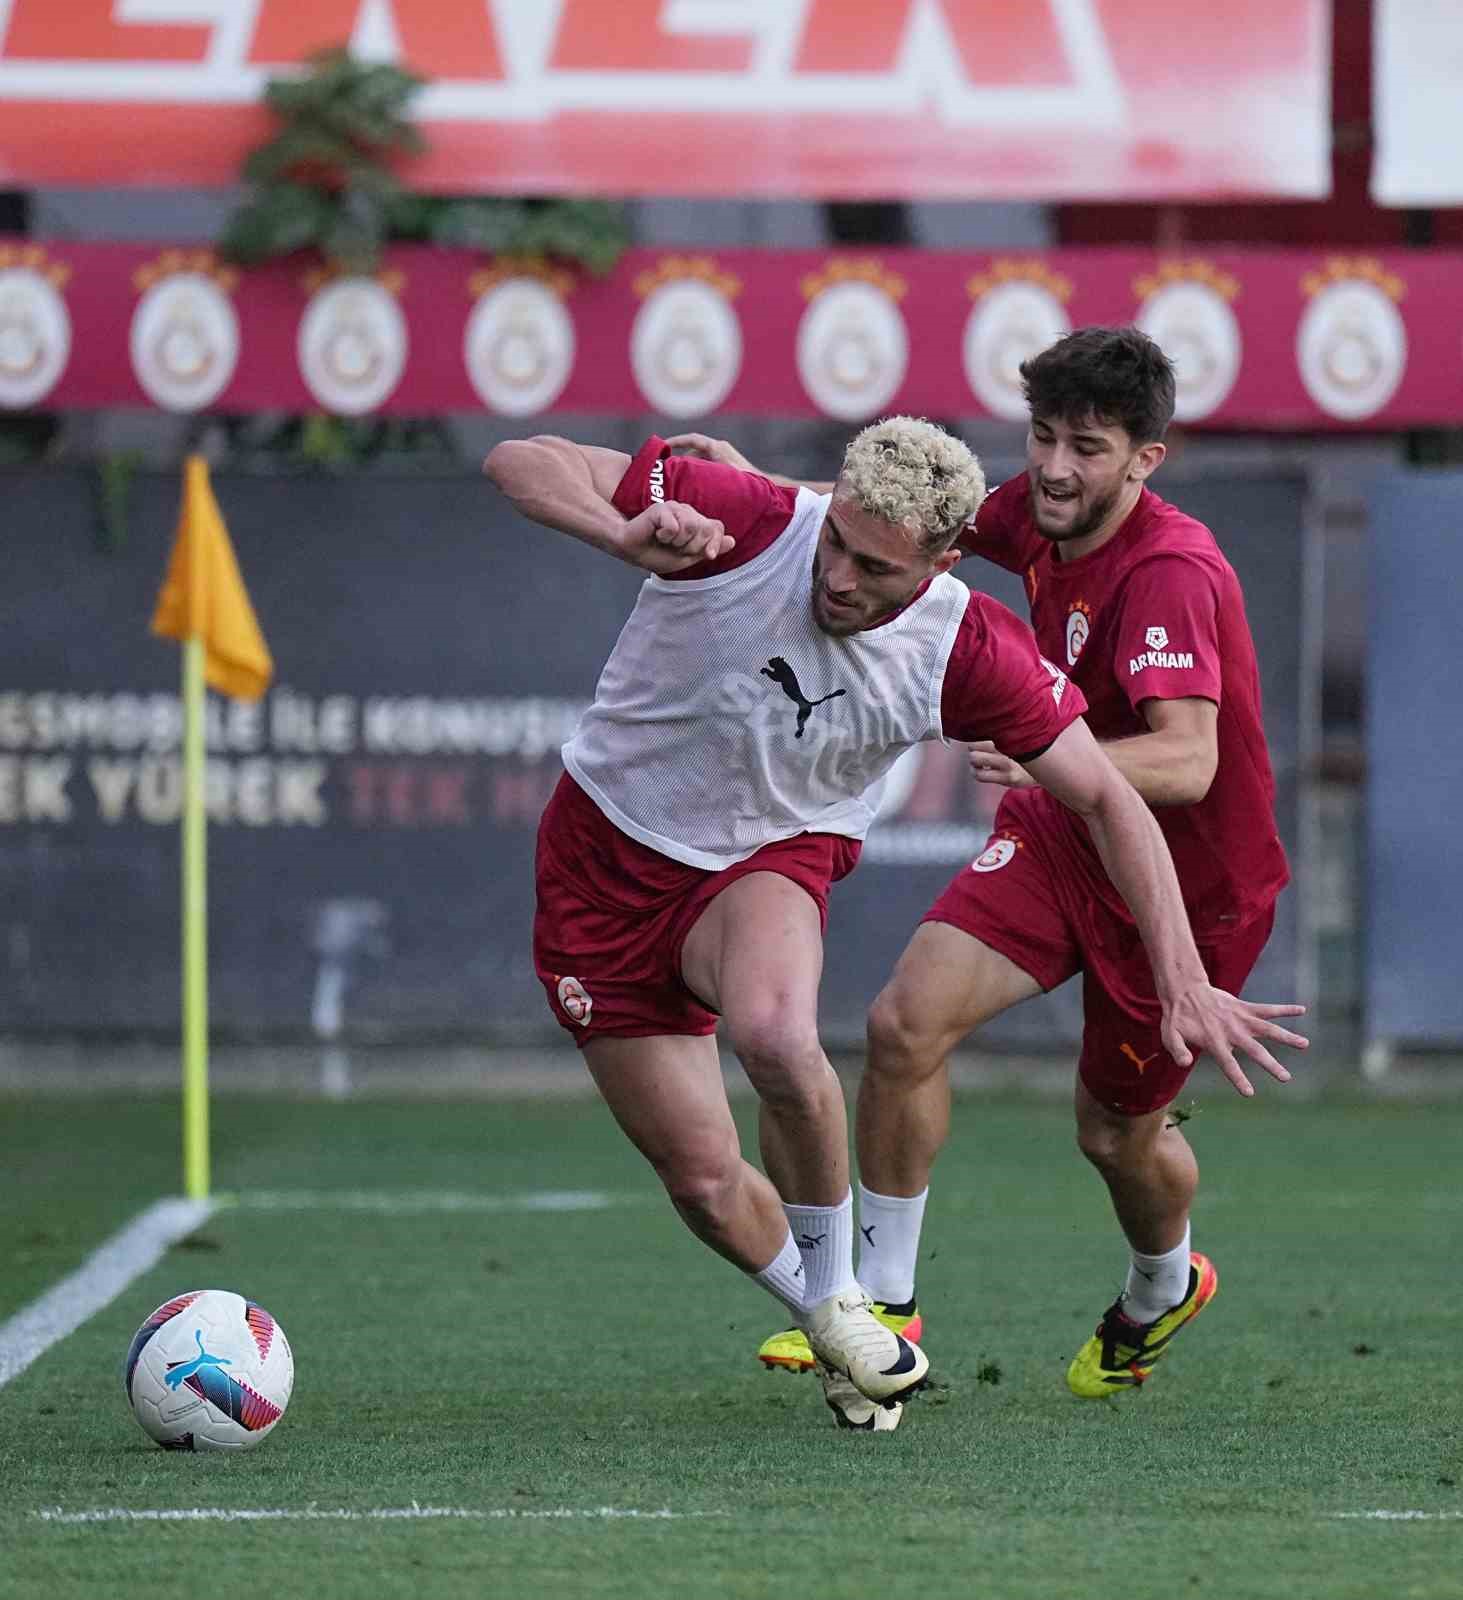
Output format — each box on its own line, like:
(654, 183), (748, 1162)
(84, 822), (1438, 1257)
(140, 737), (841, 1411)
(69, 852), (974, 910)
(865, 985), (945, 1085)
(735, 1026), (838, 1124)
(726, 1010), (824, 1088)
(1076, 1110), (1158, 1177)
(660, 1152), (740, 1229)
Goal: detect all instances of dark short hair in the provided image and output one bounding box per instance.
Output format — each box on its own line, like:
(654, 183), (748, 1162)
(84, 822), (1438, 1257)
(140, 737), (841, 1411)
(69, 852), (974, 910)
(1019, 326), (1176, 445)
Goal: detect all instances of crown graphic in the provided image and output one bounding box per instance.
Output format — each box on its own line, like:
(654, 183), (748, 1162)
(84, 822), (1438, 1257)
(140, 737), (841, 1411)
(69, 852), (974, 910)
(132, 250), (238, 295)
(632, 255), (741, 300)
(1300, 256), (1406, 301)
(299, 264), (407, 296)
(468, 258), (576, 301)
(1133, 258), (1240, 302)
(801, 258), (907, 302)
(966, 258), (1072, 302)
(0, 244), (72, 289)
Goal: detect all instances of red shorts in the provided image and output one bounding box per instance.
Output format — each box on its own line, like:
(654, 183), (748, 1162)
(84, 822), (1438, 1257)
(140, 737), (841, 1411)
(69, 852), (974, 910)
(922, 811), (1276, 1116)
(533, 774), (861, 1045)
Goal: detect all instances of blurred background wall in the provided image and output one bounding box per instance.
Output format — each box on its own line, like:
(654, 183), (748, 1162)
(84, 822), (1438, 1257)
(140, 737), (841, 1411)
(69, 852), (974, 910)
(1, 0), (1459, 1068)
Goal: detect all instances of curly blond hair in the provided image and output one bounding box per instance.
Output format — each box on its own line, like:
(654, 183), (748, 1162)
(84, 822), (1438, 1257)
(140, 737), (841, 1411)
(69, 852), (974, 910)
(839, 416), (985, 552)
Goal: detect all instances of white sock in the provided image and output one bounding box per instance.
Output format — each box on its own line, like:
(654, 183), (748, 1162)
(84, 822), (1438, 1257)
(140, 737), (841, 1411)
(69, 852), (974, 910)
(783, 1192), (857, 1307)
(1123, 1223), (1192, 1323)
(855, 1184), (928, 1306)
(752, 1229), (807, 1316)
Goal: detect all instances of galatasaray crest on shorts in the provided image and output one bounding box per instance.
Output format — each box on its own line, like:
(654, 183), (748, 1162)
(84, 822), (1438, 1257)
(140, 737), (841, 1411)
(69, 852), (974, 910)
(963, 261), (1072, 421)
(630, 257), (742, 419)
(555, 975), (593, 1027)
(0, 249), (72, 410)
(971, 837), (1018, 874)
(796, 260), (908, 422)
(1065, 600), (1092, 666)
(464, 268), (576, 416)
(129, 254), (240, 412)
(1134, 261), (1242, 423)
(297, 273), (409, 416)
(1296, 258), (1408, 421)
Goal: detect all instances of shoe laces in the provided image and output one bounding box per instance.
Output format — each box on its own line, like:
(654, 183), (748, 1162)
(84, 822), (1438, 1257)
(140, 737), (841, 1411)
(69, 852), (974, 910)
(817, 1292), (901, 1362)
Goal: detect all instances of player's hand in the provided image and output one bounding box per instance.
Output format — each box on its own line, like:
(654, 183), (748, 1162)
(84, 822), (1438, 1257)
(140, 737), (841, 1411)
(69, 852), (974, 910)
(665, 433), (759, 473)
(621, 499), (733, 573)
(968, 740), (1036, 789)
(1160, 985), (1309, 1097)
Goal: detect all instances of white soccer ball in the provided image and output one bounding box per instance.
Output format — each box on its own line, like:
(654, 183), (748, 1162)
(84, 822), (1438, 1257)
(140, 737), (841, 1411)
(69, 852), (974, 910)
(124, 1289), (294, 1451)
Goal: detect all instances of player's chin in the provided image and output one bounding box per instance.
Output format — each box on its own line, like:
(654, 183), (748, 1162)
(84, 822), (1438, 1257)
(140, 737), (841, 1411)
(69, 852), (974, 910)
(1032, 502), (1078, 536)
(812, 599), (863, 636)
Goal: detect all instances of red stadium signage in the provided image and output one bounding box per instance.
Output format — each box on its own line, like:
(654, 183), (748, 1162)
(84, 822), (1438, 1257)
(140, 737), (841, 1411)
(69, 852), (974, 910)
(0, 0), (1329, 199)
(4, 242), (1459, 428)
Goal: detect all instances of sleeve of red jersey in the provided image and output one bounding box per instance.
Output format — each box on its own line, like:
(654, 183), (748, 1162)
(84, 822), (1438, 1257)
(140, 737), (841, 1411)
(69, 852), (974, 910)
(954, 478), (1043, 574)
(1112, 556), (1223, 713)
(611, 436), (799, 579)
(941, 593), (1087, 760)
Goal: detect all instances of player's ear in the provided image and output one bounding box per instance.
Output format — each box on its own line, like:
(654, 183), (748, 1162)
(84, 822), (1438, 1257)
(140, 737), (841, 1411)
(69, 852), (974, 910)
(1130, 441), (1166, 483)
(931, 547), (962, 575)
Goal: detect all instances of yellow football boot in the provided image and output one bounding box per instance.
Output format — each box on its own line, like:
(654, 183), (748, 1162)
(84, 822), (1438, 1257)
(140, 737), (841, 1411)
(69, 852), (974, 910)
(1067, 1252), (1218, 1399)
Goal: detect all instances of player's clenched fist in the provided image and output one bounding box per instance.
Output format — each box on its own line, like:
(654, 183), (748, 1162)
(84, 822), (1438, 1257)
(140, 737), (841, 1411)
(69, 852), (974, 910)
(622, 499), (734, 573)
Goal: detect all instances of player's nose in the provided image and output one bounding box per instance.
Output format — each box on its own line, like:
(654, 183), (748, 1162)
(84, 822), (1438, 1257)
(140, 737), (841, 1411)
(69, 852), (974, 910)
(823, 552), (858, 592)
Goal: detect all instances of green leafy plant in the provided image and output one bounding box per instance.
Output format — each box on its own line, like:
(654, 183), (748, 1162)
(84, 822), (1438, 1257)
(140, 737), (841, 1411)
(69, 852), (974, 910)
(0, 412), (60, 468)
(219, 48), (627, 277)
(215, 48), (627, 468)
(219, 413), (457, 473)
(92, 449), (142, 551)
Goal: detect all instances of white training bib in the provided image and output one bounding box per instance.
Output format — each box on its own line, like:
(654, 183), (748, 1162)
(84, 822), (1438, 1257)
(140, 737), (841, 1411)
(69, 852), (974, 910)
(563, 489), (970, 870)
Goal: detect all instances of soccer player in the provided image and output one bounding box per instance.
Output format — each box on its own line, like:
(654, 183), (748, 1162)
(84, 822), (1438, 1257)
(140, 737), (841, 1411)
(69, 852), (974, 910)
(485, 408), (1304, 1428)
(693, 328), (1303, 1418)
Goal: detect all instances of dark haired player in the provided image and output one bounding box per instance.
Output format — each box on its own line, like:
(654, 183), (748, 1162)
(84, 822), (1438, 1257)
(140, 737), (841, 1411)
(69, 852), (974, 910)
(680, 327), (1304, 1416)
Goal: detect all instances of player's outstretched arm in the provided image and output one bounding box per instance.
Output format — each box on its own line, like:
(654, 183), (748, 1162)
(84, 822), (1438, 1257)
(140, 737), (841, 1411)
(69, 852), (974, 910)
(1022, 718), (1308, 1096)
(484, 435), (734, 573)
(665, 432), (835, 494)
(968, 699), (1218, 804)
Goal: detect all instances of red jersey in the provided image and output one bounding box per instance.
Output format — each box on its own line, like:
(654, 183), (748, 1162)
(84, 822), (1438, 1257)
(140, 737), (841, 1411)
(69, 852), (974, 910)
(959, 477), (1289, 935)
(614, 437), (1085, 764)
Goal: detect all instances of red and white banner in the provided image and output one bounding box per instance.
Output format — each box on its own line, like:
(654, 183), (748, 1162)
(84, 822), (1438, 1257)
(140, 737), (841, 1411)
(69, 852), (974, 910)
(1372, 0), (1463, 205)
(3, 242), (1457, 428)
(0, 0), (1330, 200)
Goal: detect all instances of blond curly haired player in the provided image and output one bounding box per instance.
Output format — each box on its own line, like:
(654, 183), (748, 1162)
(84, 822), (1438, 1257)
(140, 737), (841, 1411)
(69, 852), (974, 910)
(488, 409), (1303, 1431)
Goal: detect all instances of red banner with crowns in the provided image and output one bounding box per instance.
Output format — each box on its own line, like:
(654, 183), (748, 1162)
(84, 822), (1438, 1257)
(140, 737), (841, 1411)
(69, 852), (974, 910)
(3, 242), (1461, 428)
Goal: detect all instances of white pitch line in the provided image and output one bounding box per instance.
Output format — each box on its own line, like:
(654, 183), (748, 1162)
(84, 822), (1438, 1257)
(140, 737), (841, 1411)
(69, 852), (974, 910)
(1325, 1510), (1463, 1522)
(0, 1197), (215, 1390)
(36, 1506), (723, 1525)
(235, 1189), (616, 1215)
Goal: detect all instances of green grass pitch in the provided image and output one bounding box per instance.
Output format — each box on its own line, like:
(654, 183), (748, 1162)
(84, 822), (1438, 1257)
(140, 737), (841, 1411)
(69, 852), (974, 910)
(2, 1083), (1460, 1599)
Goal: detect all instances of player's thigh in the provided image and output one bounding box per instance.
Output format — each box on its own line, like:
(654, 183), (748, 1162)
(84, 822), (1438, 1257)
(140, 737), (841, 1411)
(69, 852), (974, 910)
(583, 1032), (738, 1182)
(890, 819), (1079, 1057)
(679, 870), (824, 1047)
(1077, 908), (1278, 1117)
(872, 919), (1043, 1058)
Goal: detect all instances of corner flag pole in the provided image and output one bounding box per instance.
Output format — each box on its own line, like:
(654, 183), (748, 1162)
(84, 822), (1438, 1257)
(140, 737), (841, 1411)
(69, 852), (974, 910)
(151, 456), (274, 1202)
(181, 634), (210, 1200)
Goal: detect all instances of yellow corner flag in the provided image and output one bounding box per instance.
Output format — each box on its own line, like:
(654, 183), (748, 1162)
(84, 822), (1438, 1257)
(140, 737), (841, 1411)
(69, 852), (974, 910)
(151, 456), (274, 1201)
(151, 455), (273, 700)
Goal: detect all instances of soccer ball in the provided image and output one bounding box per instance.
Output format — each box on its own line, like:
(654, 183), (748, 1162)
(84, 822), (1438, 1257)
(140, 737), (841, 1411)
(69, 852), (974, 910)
(124, 1289), (294, 1451)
